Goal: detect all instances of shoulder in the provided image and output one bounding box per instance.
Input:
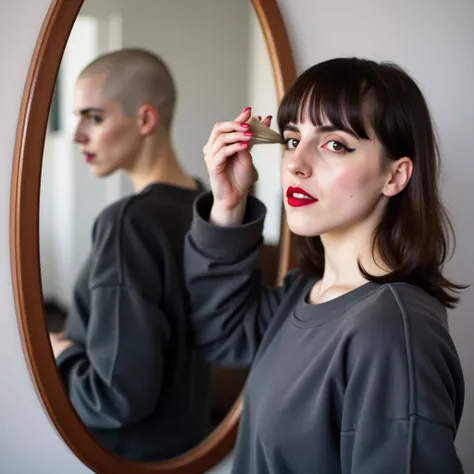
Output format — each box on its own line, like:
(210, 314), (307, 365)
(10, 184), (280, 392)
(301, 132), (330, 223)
(88, 194), (171, 289)
(344, 283), (463, 398)
(346, 282), (451, 355)
(92, 190), (179, 244)
(345, 282), (463, 426)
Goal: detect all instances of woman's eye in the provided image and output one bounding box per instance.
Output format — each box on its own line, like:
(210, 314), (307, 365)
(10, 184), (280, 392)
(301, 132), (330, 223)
(284, 138), (300, 150)
(323, 140), (355, 153)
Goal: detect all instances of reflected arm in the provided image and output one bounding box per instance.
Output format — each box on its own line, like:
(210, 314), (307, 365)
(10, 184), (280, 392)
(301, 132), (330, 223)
(56, 208), (170, 430)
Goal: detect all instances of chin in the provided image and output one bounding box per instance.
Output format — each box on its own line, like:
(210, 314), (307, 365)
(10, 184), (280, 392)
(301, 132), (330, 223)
(89, 166), (115, 178)
(285, 214), (327, 238)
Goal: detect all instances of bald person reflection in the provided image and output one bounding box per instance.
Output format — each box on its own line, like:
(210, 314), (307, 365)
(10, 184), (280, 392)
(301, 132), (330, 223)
(49, 48), (210, 462)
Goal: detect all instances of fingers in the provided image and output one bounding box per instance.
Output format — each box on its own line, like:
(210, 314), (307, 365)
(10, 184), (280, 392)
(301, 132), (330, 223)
(261, 115), (272, 127)
(204, 122), (249, 155)
(203, 107), (253, 177)
(209, 130), (252, 156)
(207, 141), (249, 174)
(235, 106), (252, 123)
(257, 115), (272, 127)
(203, 109), (273, 157)
(204, 107), (252, 153)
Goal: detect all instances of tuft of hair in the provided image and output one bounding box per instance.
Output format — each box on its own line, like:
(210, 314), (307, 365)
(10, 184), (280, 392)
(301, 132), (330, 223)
(79, 48), (176, 130)
(247, 116), (283, 145)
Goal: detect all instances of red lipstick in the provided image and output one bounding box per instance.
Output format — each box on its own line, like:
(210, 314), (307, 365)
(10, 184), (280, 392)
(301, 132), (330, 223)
(286, 186), (318, 207)
(84, 153), (95, 163)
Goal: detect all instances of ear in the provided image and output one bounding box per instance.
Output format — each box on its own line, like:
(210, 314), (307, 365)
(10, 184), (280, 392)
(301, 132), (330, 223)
(382, 157), (413, 197)
(136, 104), (159, 136)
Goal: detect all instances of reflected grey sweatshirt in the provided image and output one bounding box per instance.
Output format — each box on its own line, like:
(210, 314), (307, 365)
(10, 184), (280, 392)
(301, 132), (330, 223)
(56, 182), (211, 462)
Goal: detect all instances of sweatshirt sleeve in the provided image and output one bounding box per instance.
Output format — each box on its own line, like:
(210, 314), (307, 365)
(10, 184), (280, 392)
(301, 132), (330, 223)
(57, 206), (170, 430)
(184, 192), (300, 367)
(341, 285), (465, 474)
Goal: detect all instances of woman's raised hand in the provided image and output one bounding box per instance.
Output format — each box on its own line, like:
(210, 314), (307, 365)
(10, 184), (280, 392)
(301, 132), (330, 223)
(203, 107), (271, 225)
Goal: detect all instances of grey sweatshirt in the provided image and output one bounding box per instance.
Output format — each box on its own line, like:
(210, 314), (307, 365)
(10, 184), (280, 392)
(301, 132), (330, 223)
(184, 192), (465, 474)
(56, 181), (211, 462)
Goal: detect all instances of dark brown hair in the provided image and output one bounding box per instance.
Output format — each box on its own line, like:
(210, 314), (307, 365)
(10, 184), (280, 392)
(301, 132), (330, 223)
(277, 57), (466, 308)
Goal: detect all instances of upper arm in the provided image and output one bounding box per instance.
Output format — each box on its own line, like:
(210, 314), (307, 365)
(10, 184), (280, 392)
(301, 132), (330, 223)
(58, 205), (172, 428)
(341, 285), (464, 473)
(91, 203), (167, 298)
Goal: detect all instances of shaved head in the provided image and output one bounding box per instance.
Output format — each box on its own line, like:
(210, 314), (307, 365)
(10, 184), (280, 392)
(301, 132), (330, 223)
(79, 48), (176, 130)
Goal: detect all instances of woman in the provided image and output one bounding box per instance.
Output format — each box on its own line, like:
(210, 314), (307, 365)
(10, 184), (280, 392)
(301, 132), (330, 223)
(50, 48), (210, 461)
(184, 57), (466, 473)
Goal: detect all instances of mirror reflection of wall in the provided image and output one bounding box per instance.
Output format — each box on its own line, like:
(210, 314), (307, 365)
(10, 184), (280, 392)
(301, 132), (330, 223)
(39, 0), (282, 464)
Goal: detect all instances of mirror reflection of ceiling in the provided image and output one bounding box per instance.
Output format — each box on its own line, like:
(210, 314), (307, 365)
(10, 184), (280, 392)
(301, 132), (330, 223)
(38, 0), (282, 464)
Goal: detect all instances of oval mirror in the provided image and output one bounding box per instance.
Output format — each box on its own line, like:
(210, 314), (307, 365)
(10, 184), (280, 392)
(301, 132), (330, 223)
(10, 0), (295, 472)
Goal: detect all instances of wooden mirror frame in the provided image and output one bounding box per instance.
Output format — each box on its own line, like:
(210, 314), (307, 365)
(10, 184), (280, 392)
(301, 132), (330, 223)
(10, 0), (296, 472)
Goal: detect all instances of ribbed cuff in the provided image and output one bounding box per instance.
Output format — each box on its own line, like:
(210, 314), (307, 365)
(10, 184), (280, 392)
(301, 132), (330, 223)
(56, 343), (84, 370)
(190, 191), (266, 260)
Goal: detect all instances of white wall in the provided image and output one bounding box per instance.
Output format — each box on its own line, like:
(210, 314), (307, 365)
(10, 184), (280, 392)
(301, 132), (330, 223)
(1, 3), (94, 471)
(2, 0), (474, 473)
(40, 15), (106, 306)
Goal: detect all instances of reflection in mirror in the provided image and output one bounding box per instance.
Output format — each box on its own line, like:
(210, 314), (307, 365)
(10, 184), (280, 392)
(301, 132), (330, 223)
(39, 0), (282, 464)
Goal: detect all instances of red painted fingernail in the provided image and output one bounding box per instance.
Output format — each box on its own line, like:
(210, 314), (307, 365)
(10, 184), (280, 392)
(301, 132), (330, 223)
(243, 106), (251, 113)
(241, 123), (250, 129)
(244, 132), (253, 137)
(241, 142), (248, 147)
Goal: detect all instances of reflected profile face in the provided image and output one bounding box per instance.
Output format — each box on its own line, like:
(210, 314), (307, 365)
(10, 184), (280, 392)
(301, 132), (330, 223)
(280, 116), (390, 238)
(73, 74), (142, 177)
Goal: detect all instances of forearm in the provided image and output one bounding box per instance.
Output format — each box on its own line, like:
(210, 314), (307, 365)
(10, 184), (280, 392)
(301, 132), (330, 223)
(185, 192), (289, 365)
(57, 287), (169, 429)
(57, 347), (163, 429)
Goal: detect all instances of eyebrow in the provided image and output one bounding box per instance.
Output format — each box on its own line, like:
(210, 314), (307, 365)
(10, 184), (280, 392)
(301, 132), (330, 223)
(75, 107), (105, 116)
(283, 123), (359, 138)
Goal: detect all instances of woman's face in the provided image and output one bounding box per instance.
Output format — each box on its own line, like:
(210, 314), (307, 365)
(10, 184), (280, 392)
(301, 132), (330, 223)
(280, 114), (394, 239)
(72, 74), (143, 178)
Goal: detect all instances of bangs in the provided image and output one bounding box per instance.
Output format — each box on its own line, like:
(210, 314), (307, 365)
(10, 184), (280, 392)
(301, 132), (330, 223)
(277, 58), (381, 139)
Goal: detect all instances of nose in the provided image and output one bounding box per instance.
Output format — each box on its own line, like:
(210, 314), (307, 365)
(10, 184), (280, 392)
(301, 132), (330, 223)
(287, 147), (312, 179)
(73, 123), (88, 145)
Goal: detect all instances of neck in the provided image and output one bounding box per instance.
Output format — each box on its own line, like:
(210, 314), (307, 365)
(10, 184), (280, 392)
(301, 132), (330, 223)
(126, 132), (197, 193)
(318, 213), (389, 293)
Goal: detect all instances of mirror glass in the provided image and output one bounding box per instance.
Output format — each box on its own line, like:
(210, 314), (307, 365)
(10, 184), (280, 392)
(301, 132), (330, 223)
(39, 0), (282, 463)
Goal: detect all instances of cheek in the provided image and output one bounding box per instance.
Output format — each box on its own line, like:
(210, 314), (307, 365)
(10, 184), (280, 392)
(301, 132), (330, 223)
(331, 169), (361, 192)
(280, 159), (287, 186)
(325, 165), (381, 199)
(97, 124), (139, 155)
(95, 129), (116, 148)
